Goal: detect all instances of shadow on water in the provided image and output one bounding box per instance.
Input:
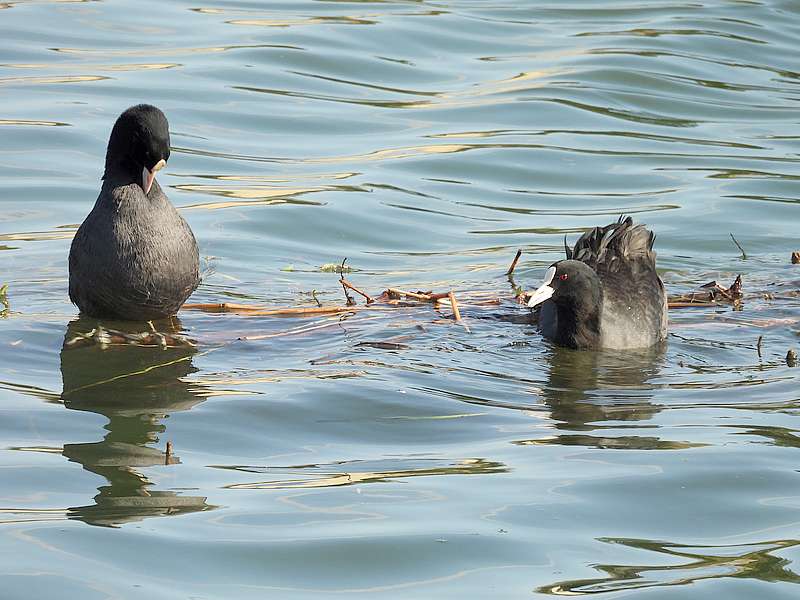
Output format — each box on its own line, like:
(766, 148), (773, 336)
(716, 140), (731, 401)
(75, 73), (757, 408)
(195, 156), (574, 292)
(59, 318), (214, 527)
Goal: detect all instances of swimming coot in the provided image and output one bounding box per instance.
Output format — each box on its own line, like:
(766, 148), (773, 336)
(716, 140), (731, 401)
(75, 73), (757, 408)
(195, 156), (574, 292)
(69, 104), (199, 321)
(526, 217), (667, 349)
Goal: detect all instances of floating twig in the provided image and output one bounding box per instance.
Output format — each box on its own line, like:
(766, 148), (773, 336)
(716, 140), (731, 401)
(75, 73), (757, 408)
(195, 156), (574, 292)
(448, 291), (470, 332)
(384, 288), (446, 302)
(667, 300), (717, 309)
(730, 233), (747, 260)
(184, 302), (277, 312)
(182, 303), (374, 317)
(506, 249), (522, 276)
(668, 275), (743, 308)
(225, 306), (361, 317)
(756, 335), (762, 359)
(448, 291), (462, 322)
(341, 279), (375, 304)
(183, 292), (497, 318)
(338, 258), (356, 306)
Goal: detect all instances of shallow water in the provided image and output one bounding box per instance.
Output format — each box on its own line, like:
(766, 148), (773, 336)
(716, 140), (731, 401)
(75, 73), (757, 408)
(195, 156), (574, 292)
(2, 0), (800, 597)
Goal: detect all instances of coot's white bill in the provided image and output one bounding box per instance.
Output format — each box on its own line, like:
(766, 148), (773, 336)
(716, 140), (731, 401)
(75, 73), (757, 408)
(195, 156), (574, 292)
(527, 266), (556, 308)
(142, 158), (166, 195)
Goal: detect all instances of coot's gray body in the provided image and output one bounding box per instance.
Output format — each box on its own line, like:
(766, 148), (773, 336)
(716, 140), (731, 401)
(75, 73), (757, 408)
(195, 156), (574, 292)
(528, 217), (667, 350)
(68, 105), (199, 321)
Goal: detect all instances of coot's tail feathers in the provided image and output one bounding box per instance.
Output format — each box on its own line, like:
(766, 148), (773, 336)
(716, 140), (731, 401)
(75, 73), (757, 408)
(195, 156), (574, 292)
(571, 215), (656, 273)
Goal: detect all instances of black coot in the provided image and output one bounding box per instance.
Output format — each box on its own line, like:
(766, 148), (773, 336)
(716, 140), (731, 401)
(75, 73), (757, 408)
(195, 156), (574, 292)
(527, 217), (667, 349)
(69, 105), (199, 321)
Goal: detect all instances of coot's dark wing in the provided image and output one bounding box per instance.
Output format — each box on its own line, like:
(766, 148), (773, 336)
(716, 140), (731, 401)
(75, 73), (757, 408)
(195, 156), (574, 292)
(572, 216), (666, 348)
(570, 215), (656, 276)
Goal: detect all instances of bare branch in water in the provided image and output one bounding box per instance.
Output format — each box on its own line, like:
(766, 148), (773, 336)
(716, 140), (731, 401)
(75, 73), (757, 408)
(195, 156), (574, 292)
(338, 258), (356, 306)
(506, 249), (522, 276)
(448, 291), (470, 333)
(341, 278), (375, 304)
(730, 233), (747, 260)
(668, 275), (743, 308)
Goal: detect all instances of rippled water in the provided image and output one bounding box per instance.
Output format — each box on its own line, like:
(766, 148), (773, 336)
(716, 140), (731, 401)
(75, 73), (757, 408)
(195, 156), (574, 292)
(2, 0), (800, 597)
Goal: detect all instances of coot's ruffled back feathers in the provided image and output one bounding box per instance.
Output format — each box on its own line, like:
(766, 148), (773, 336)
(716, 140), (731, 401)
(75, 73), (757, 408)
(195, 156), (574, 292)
(570, 216), (656, 277)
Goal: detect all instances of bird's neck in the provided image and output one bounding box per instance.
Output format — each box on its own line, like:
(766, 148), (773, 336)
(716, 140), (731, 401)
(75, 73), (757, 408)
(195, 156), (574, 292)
(555, 294), (602, 349)
(102, 160), (139, 187)
(97, 172), (166, 212)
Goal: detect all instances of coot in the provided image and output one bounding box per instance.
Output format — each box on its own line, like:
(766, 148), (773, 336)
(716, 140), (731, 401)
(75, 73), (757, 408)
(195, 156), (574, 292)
(69, 104), (199, 321)
(526, 217), (667, 349)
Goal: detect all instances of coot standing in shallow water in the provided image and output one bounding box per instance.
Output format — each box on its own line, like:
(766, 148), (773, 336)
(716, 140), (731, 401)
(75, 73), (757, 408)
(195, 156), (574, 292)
(526, 217), (667, 350)
(69, 104), (199, 321)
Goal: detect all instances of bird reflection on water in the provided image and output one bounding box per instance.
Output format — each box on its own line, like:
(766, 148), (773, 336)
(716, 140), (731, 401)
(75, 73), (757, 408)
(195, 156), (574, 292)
(513, 343), (680, 450)
(60, 317), (213, 527)
(542, 345), (666, 427)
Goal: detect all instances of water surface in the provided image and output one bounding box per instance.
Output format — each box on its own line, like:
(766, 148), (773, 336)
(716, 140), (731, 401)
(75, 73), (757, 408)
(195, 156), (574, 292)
(2, 0), (800, 598)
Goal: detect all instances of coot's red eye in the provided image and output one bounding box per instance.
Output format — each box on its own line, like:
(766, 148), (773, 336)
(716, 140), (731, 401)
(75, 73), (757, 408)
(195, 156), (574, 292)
(559, 273), (569, 281)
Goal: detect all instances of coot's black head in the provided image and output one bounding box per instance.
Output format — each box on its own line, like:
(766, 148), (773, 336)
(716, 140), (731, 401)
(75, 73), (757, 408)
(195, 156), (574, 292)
(103, 104), (170, 195)
(527, 259), (603, 348)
